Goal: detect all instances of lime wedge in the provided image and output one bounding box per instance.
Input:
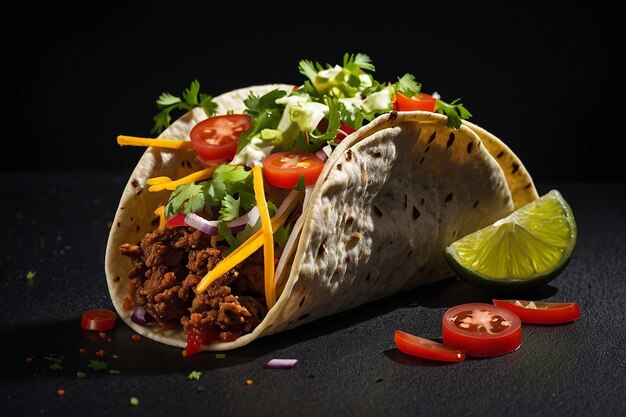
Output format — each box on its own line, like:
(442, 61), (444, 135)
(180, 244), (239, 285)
(444, 189), (577, 291)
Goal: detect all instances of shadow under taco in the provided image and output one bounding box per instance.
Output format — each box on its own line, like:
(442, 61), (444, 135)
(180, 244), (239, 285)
(105, 54), (538, 353)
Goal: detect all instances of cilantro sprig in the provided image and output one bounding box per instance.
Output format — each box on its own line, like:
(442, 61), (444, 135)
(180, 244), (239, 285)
(152, 80), (217, 134)
(435, 99), (472, 129)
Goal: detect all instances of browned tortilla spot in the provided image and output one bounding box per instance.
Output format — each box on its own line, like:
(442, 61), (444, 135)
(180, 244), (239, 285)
(404, 194), (408, 209)
(388, 111), (398, 121)
(131, 179), (139, 187)
(299, 296), (306, 307)
(497, 151), (504, 159)
(412, 206), (421, 220)
(512, 163), (520, 174)
(346, 149), (353, 162)
(467, 142), (474, 153)
(428, 132), (437, 144)
(373, 206), (383, 217)
(473, 200), (480, 208)
(447, 133), (456, 148)
(444, 193), (453, 203)
(337, 163), (343, 171)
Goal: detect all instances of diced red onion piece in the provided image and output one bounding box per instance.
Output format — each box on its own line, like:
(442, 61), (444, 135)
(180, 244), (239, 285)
(264, 359), (299, 369)
(315, 149), (328, 162)
(131, 305), (153, 326)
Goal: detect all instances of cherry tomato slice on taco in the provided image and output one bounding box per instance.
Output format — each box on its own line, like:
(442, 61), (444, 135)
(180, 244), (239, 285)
(442, 303), (522, 358)
(190, 114), (252, 164)
(394, 92), (438, 112)
(394, 330), (465, 362)
(263, 151), (325, 189)
(493, 300), (582, 324)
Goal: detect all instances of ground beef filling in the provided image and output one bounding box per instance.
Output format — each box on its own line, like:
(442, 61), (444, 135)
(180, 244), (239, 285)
(119, 227), (267, 341)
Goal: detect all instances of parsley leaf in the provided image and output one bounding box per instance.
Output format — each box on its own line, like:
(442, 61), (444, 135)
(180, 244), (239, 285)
(187, 370), (202, 381)
(435, 98), (472, 129)
(152, 80), (217, 134)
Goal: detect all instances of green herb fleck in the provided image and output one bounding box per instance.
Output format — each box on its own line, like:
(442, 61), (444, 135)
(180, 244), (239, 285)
(215, 353), (226, 359)
(109, 369), (121, 374)
(130, 397), (139, 406)
(187, 370), (202, 381)
(25, 271), (37, 280)
(293, 175), (306, 191)
(45, 354), (64, 370)
(87, 360), (108, 371)
(50, 362), (63, 371)
(76, 371), (87, 378)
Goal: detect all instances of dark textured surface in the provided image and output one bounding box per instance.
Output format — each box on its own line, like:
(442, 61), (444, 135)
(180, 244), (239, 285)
(1, 171), (625, 417)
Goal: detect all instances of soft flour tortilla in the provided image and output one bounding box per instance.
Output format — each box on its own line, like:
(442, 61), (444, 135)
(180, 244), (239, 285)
(106, 86), (523, 351)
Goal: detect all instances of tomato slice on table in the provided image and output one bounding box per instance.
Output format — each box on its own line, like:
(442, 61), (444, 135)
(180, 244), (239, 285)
(393, 92), (438, 112)
(493, 300), (581, 324)
(263, 151), (325, 189)
(394, 330), (465, 362)
(190, 114), (252, 164)
(442, 303), (522, 357)
(81, 309), (117, 331)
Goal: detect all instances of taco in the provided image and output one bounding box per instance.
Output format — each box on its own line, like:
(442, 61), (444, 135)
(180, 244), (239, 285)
(105, 53), (537, 353)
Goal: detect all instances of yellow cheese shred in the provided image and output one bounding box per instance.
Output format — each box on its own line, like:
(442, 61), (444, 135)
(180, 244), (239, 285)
(146, 167), (216, 192)
(117, 135), (193, 150)
(195, 191), (301, 297)
(252, 166), (276, 309)
(154, 206), (165, 229)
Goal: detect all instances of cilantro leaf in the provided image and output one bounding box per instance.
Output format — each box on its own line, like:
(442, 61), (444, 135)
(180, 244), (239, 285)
(274, 223), (292, 248)
(396, 73), (421, 97)
(218, 221), (239, 255)
(87, 360), (108, 371)
(435, 98), (473, 129)
(238, 89), (286, 152)
(188, 370), (202, 381)
(343, 52), (375, 72)
(165, 182), (206, 218)
(152, 80), (217, 134)
(293, 175), (306, 191)
(220, 194), (240, 221)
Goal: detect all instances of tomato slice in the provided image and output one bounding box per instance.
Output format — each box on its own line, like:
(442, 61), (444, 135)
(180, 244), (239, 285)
(81, 309), (117, 331)
(334, 122), (356, 143)
(263, 151), (325, 189)
(493, 300), (582, 324)
(442, 303), (522, 357)
(190, 114), (252, 164)
(165, 213), (186, 228)
(394, 330), (465, 362)
(394, 92), (437, 112)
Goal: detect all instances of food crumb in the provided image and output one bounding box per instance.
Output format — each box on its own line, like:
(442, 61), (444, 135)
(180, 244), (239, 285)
(57, 389), (65, 396)
(130, 396), (139, 406)
(25, 357), (33, 363)
(79, 348), (86, 354)
(245, 379), (254, 385)
(131, 334), (141, 342)
(99, 332), (107, 339)
(95, 349), (106, 357)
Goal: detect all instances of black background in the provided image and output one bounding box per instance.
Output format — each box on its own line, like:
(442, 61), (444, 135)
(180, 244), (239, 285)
(1, 2), (623, 181)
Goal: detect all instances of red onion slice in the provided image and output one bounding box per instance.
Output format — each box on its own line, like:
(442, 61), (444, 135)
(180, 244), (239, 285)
(264, 359), (299, 369)
(184, 206), (261, 236)
(131, 305), (153, 326)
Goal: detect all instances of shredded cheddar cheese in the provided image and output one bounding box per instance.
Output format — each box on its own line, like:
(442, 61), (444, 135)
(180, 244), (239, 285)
(147, 167), (217, 192)
(154, 206), (165, 228)
(252, 166), (276, 309)
(117, 135), (194, 150)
